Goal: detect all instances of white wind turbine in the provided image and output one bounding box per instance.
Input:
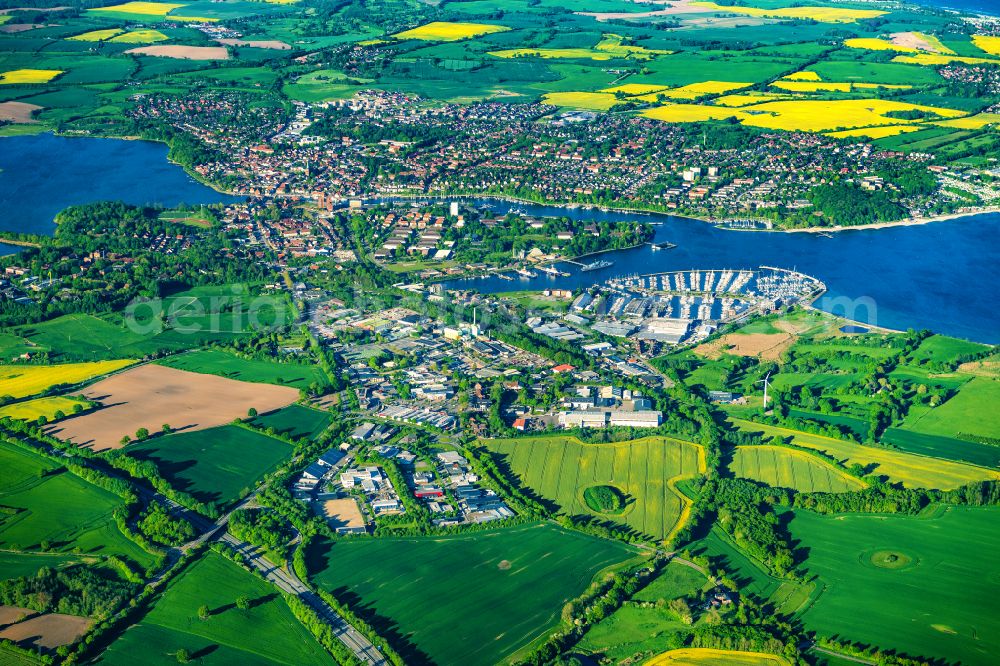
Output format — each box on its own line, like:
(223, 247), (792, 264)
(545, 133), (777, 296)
(757, 371), (772, 409)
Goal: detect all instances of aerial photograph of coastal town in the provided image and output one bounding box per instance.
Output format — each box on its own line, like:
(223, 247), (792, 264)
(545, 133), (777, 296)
(0, 0), (998, 664)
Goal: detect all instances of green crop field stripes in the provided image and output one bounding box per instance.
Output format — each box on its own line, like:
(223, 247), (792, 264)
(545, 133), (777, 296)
(484, 436), (703, 539)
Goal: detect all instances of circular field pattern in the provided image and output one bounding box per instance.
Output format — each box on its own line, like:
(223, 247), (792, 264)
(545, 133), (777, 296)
(866, 549), (917, 570)
(582, 484), (628, 515)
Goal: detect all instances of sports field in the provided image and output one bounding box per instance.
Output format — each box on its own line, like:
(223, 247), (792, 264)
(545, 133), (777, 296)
(95, 552), (330, 665)
(729, 419), (998, 490)
(49, 364), (298, 451)
(0, 442), (155, 567)
(128, 426), (293, 506)
(0, 360), (134, 399)
(483, 436), (704, 539)
(731, 446), (866, 493)
(308, 522), (637, 665)
(792, 506), (1000, 665)
(156, 350), (328, 389)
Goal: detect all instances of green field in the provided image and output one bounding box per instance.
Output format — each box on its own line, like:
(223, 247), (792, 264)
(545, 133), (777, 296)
(250, 404), (332, 439)
(0, 441), (155, 567)
(156, 350), (328, 389)
(308, 522), (638, 664)
(127, 426), (293, 507)
(901, 377), (1000, 441)
(730, 446), (866, 493)
(0, 551), (84, 581)
(909, 334), (989, 364)
(882, 428), (1000, 468)
(483, 436), (704, 539)
(95, 552), (330, 666)
(791, 506), (1000, 665)
(10, 309), (266, 361)
(729, 419), (998, 490)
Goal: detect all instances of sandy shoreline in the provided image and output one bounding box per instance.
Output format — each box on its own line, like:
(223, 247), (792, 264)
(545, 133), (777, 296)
(783, 207), (1000, 233)
(373, 191), (1000, 235)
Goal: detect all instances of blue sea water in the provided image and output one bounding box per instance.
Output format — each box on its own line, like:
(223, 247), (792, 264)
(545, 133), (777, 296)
(909, 0), (999, 15)
(0, 133), (241, 236)
(436, 198), (1000, 344)
(0, 135), (996, 343)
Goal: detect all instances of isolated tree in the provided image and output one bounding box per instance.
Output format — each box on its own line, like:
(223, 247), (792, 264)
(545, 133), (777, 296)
(53, 410), (65, 420)
(162, 424), (172, 434)
(37, 415), (47, 426)
(236, 595), (251, 611)
(176, 648), (190, 663)
(136, 427), (149, 440)
(120, 435), (131, 447)
(198, 605), (210, 621)
(72, 403), (84, 414)
(247, 407), (257, 417)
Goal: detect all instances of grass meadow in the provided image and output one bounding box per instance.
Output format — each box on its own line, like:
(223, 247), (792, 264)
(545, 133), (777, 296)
(792, 506), (1000, 665)
(0, 441), (155, 567)
(95, 552), (330, 665)
(250, 404), (331, 439)
(156, 350), (328, 389)
(577, 561), (709, 661)
(730, 446), (866, 493)
(308, 522), (638, 665)
(127, 426), (293, 507)
(484, 435), (704, 539)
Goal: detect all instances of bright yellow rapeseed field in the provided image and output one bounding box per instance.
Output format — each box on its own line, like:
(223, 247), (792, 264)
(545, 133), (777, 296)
(0, 69), (63, 84)
(660, 80), (751, 99)
(973, 34), (1000, 56)
(739, 98), (965, 132)
(785, 71), (821, 81)
(0, 360), (135, 399)
(0, 396), (86, 422)
(844, 37), (919, 53)
(393, 21), (508, 42)
(729, 419), (1000, 490)
(893, 53), (1000, 66)
(642, 104), (746, 123)
(932, 112), (1000, 129)
(110, 29), (169, 43)
(92, 2), (184, 16)
(541, 91), (620, 110)
(691, 2), (885, 23)
(645, 647), (791, 666)
(68, 29), (123, 42)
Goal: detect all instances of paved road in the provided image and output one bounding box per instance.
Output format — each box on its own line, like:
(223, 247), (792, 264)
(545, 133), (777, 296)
(6, 432), (386, 665)
(220, 533), (387, 665)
